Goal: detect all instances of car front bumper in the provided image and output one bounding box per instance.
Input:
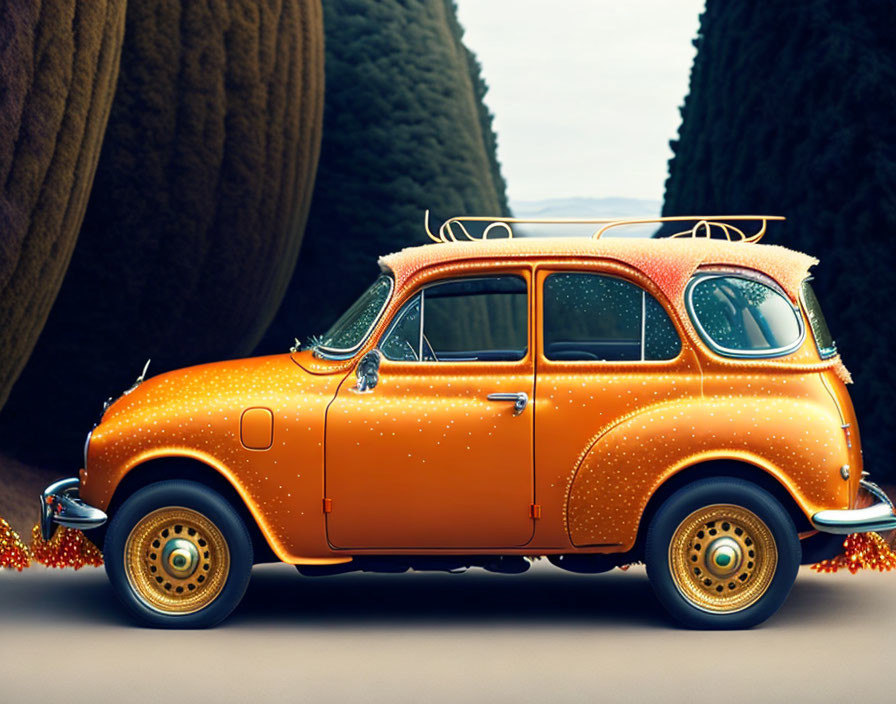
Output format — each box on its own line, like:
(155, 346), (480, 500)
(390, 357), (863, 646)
(812, 480), (896, 535)
(39, 477), (108, 541)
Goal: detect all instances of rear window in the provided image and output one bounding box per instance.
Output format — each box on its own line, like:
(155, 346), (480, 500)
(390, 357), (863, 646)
(687, 274), (803, 357)
(801, 280), (836, 358)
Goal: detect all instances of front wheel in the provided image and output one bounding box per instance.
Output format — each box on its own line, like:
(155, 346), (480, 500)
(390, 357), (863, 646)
(645, 478), (800, 629)
(104, 480), (253, 628)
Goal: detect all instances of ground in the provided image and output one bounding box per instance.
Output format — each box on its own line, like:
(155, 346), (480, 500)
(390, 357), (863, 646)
(0, 563), (893, 703)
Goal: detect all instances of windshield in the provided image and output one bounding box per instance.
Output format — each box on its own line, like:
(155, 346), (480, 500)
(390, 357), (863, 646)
(314, 275), (393, 355)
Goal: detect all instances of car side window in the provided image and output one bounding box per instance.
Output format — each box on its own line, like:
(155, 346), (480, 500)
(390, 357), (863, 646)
(543, 273), (681, 361)
(380, 276), (528, 362)
(379, 294), (425, 361)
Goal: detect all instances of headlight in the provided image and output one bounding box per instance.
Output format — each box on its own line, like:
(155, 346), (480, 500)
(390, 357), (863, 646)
(83, 429), (93, 470)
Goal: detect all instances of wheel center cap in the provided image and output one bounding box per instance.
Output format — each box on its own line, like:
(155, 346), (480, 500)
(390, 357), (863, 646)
(706, 537), (742, 577)
(161, 538), (199, 578)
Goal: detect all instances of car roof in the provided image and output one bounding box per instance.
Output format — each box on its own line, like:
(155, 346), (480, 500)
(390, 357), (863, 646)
(379, 237), (818, 303)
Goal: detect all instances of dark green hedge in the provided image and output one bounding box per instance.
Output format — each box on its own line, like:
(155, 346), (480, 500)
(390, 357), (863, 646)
(259, 0), (509, 351)
(661, 0), (896, 482)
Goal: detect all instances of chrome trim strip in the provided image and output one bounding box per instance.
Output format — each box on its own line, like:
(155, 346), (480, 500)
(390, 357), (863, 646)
(419, 288), (425, 361)
(83, 429), (93, 470)
(685, 272), (806, 359)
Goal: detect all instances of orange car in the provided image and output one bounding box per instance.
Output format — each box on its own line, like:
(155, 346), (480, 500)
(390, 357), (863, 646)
(40, 214), (896, 629)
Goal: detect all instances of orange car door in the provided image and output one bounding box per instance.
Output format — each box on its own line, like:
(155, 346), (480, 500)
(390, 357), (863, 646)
(532, 265), (702, 547)
(325, 270), (535, 549)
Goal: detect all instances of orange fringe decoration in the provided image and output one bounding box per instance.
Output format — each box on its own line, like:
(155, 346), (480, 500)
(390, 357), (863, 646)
(812, 532), (896, 574)
(0, 518), (31, 571)
(30, 524), (103, 570)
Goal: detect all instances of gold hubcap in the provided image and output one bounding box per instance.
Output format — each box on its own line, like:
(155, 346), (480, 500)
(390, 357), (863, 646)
(125, 507), (230, 614)
(669, 504), (777, 613)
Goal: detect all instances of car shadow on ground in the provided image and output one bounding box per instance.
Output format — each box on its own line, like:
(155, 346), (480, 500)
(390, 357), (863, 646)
(233, 565), (667, 629)
(231, 565), (855, 630)
(0, 564), (855, 630)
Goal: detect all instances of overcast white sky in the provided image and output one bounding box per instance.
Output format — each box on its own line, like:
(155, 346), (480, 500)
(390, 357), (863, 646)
(454, 0), (705, 204)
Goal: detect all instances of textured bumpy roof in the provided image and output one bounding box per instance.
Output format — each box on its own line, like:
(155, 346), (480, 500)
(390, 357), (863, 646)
(379, 237), (819, 303)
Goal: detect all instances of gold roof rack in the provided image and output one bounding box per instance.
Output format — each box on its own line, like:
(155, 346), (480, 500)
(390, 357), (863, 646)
(424, 210), (785, 244)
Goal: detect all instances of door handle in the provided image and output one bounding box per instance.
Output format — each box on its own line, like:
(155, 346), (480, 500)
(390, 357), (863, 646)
(487, 392), (528, 416)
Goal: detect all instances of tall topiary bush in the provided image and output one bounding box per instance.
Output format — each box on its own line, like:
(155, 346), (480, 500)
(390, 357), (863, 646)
(661, 0), (896, 482)
(260, 0), (509, 351)
(0, 0), (126, 411)
(1, 0), (325, 462)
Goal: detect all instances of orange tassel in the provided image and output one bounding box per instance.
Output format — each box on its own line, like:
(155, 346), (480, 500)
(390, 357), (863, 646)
(0, 517), (31, 571)
(30, 524), (103, 570)
(812, 532), (896, 574)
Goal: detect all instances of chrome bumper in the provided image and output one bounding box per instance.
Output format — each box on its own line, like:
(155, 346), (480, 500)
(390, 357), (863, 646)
(39, 478), (108, 541)
(811, 480), (896, 535)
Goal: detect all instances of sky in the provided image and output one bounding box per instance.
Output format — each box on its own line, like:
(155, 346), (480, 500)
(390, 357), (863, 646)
(454, 0), (705, 205)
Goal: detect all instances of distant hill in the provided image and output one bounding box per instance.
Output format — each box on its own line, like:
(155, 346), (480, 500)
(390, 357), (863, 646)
(509, 197), (661, 237)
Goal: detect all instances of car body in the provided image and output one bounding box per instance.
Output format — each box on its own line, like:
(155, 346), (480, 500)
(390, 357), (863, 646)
(41, 214), (896, 628)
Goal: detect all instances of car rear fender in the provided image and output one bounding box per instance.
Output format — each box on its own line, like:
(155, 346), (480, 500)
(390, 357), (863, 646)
(565, 397), (849, 550)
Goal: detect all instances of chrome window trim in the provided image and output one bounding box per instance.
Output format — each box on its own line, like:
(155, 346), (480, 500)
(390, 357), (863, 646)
(685, 272), (806, 359)
(799, 277), (837, 359)
(378, 274), (529, 364)
(313, 275), (395, 360)
(418, 288), (426, 361)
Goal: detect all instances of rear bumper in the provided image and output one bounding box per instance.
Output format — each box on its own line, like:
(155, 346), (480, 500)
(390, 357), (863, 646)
(811, 480), (896, 535)
(40, 477), (108, 541)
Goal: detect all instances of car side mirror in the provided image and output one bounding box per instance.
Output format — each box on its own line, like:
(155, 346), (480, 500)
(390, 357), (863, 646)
(351, 350), (381, 394)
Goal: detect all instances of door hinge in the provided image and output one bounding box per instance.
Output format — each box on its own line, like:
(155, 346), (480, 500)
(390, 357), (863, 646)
(529, 503), (542, 520)
(323, 497), (332, 513)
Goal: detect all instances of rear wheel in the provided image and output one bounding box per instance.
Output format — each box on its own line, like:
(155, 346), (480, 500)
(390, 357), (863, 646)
(646, 478), (800, 629)
(105, 480), (253, 628)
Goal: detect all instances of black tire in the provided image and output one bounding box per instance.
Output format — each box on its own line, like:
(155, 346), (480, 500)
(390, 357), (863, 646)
(645, 477), (800, 629)
(104, 480), (253, 628)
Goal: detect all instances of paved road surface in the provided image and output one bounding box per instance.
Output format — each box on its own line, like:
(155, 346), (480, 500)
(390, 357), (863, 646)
(1, 563), (894, 703)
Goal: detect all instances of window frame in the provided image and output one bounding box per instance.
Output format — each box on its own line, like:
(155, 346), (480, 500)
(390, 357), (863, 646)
(378, 273), (531, 364)
(539, 269), (683, 365)
(685, 270), (806, 359)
